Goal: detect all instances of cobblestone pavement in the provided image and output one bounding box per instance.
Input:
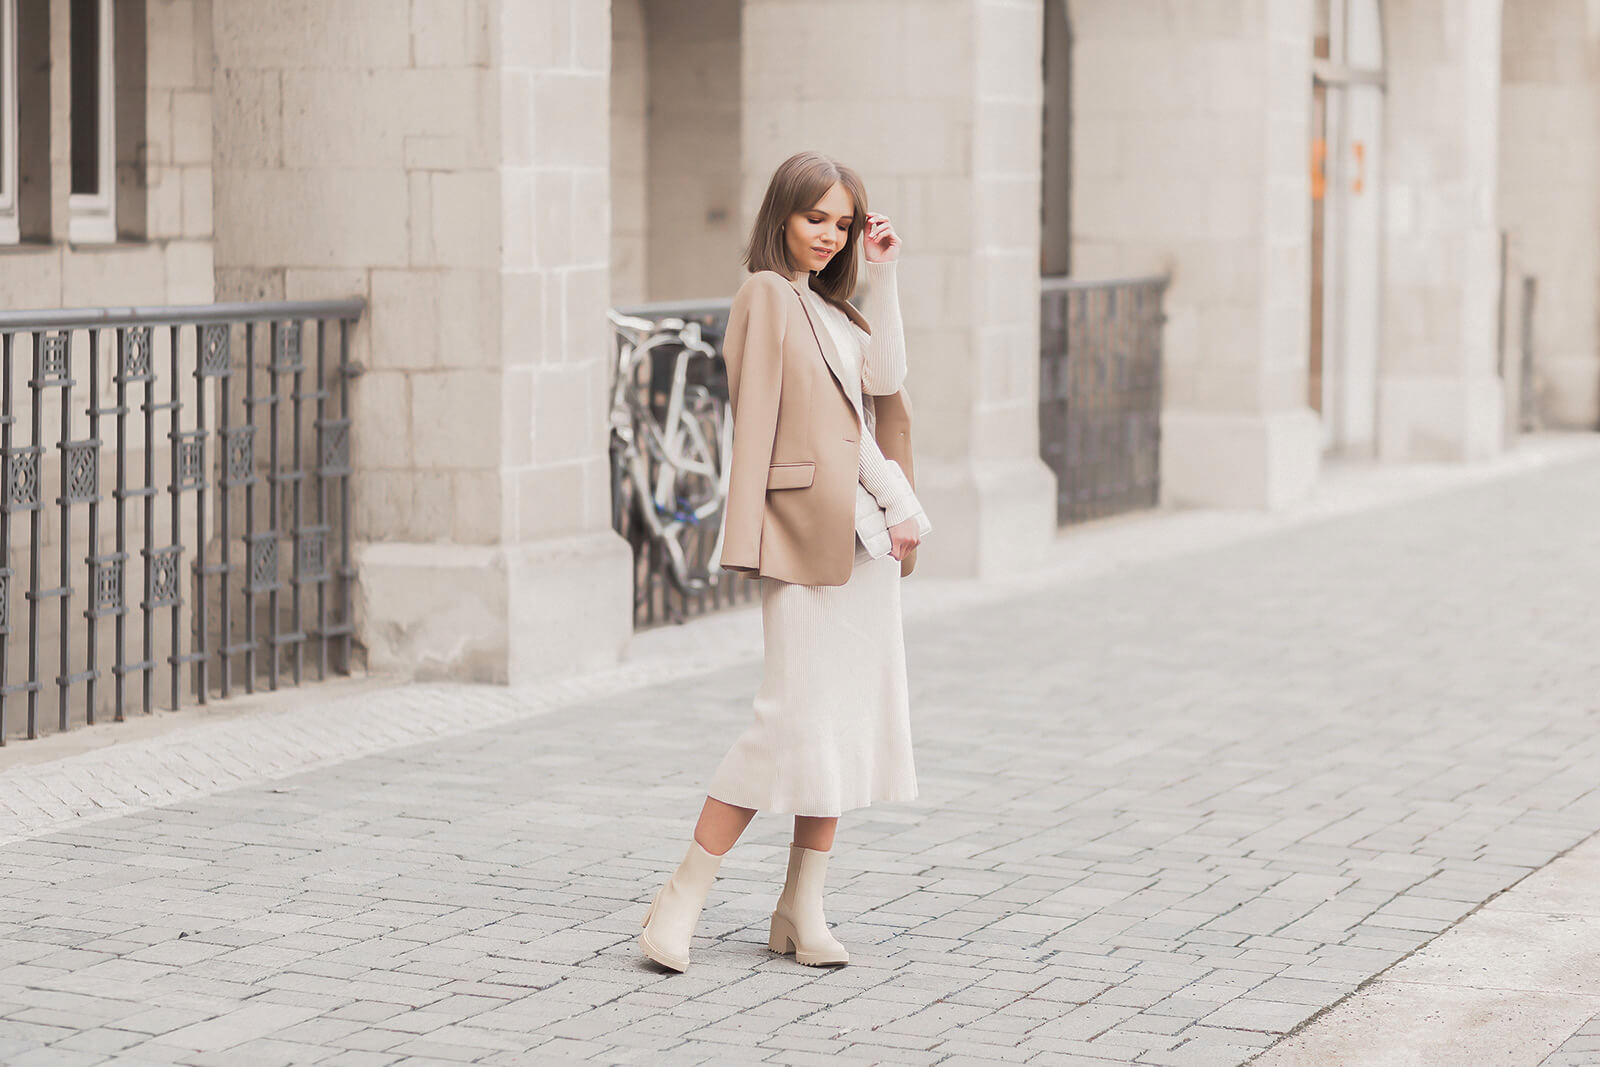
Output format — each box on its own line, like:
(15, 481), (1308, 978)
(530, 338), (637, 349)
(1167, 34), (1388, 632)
(0, 455), (1598, 1066)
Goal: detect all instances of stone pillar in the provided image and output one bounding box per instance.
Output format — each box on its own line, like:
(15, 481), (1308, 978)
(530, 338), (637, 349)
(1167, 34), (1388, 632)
(1498, 0), (1600, 430)
(489, 0), (633, 684)
(1380, 0), (1505, 460)
(741, 0), (1056, 579)
(1070, 1), (1321, 509)
(213, 0), (631, 685)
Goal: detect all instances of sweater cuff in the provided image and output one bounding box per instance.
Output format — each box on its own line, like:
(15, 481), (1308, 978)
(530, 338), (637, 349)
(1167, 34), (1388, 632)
(862, 257), (898, 281)
(884, 493), (924, 528)
(886, 504), (932, 537)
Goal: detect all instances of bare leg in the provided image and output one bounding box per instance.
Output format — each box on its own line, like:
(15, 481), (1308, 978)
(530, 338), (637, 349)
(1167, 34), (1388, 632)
(793, 815), (838, 852)
(694, 796), (757, 856)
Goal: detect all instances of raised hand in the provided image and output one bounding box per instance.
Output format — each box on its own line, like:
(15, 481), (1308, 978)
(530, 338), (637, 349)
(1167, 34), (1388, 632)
(863, 211), (901, 264)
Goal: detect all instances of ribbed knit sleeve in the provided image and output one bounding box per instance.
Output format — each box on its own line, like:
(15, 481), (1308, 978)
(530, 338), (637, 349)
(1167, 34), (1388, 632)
(858, 432), (927, 529)
(857, 259), (907, 396)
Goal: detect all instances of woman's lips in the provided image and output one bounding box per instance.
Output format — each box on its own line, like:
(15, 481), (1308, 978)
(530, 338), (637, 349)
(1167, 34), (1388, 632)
(812, 247), (833, 258)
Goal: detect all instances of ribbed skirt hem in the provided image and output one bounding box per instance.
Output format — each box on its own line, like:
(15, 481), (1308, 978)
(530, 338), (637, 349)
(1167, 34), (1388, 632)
(704, 784), (919, 820)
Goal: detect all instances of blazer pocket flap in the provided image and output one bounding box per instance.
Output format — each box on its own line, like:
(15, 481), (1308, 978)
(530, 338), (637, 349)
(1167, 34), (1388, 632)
(766, 461), (815, 490)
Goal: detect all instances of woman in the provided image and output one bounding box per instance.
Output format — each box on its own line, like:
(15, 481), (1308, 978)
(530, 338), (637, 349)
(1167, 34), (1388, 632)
(639, 151), (932, 973)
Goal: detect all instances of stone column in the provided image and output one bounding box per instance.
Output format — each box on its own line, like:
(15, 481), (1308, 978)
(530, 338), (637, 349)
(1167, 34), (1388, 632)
(1070, 1), (1321, 509)
(1498, 0), (1600, 430)
(1380, 0), (1505, 460)
(213, 0), (632, 684)
(489, 0), (634, 684)
(741, 0), (1056, 579)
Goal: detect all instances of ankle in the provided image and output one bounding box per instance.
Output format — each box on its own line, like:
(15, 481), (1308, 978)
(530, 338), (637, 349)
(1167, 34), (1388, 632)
(693, 833), (732, 857)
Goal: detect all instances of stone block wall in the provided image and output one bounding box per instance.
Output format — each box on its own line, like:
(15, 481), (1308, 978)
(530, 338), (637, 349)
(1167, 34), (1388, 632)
(212, 0), (501, 548)
(211, 0), (630, 683)
(641, 0), (742, 303)
(1070, 0), (1320, 508)
(498, 0), (615, 549)
(1379, 0), (1505, 461)
(1498, 0), (1600, 430)
(1, 0), (214, 310)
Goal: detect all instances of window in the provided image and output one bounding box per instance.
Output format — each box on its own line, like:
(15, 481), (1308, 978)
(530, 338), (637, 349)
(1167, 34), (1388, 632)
(69, 0), (114, 244)
(0, 0), (17, 244)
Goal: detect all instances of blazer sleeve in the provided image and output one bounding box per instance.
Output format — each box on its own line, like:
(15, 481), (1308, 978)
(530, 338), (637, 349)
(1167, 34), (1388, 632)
(857, 258), (907, 396)
(718, 274), (788, 574)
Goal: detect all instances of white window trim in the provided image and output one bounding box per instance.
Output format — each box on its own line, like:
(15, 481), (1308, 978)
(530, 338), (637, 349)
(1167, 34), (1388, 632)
(0, 0), (19, 245)
(67, 0), (115, 245)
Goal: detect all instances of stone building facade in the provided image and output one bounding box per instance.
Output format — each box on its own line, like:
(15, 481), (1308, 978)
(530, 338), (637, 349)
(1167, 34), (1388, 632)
(0, 0), (1595, 689)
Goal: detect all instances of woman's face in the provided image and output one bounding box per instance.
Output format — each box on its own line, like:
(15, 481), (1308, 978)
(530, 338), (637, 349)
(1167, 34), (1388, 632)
(784, 181), (854, 275)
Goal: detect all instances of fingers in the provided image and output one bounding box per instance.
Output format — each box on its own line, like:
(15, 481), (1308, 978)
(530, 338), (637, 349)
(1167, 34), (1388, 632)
(888, 533), (920, 560)
(865, 212), (898, 243)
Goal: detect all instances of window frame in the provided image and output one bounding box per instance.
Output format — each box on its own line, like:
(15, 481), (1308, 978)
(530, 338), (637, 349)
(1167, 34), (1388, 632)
(0, 0), (18, 245)
(67, 0), (115, 245)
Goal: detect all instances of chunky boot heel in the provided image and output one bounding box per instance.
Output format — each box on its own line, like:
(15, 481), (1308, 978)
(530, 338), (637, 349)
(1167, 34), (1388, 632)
(769, 844), (849, 967)
(768, 914), (797, 955)
(639, 842), (723, 973)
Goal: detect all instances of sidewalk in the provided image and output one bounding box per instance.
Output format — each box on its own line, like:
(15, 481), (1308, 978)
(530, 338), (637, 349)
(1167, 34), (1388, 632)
(0, 435), (1597, 1066)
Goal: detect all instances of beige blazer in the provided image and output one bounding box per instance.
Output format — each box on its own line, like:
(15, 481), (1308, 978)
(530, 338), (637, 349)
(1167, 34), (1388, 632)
(719, 270), (918, 586)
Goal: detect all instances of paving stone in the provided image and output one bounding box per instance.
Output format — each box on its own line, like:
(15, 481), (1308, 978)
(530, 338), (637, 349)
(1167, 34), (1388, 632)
(1, 458), (1599, 1065)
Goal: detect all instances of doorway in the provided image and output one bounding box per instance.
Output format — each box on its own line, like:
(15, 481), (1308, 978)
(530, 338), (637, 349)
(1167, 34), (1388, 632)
(1310, 0), (1384, 455)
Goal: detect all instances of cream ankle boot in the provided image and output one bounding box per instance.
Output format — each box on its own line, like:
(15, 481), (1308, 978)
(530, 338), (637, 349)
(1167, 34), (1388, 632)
(768, 844), (849, 966)
(639, 840), (723, 972)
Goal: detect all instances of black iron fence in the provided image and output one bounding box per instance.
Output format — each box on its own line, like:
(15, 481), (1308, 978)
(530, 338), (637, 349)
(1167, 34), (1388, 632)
(0, 299), (363, 742)
(608, 297), (757, 630)
(1040, 275), (1169, 526)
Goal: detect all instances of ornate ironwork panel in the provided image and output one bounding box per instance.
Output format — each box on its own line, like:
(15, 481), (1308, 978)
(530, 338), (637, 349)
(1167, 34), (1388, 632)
(0, 569), (10, 634)
(121, 327), (152, 380)
(319, 420), (349, 474)
(5, 449), (40, 511)
(63, 442), (99, 504)
(175, 433), (205, 490)
(222, 427), (254, 487)
(201, 324), (230, 375)
(296, 529), (327, 582)
(147, 548), (181, 608)
(39, 333), (69, 381)
(92, 559), (124, 615)
(275, 323), (303, 372)
(247, 535), (279, 594)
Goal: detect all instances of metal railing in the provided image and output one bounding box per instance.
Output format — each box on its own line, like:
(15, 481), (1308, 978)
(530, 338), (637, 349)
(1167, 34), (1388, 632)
(608, 298), (756, 630)
(1040, 274), (1169, 526)
(0, 299), (363, 741)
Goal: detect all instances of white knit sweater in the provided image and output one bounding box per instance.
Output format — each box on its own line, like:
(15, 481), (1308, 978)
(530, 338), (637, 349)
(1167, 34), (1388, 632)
(796, 261), (932, 559)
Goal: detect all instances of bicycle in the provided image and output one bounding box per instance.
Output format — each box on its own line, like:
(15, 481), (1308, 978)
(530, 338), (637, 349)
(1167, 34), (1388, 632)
(606, 310), (734, 618)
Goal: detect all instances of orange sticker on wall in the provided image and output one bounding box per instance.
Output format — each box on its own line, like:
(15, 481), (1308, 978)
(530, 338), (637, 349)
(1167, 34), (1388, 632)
(1311, 138), (1326, 201)
(1351, 141), (1365, 195)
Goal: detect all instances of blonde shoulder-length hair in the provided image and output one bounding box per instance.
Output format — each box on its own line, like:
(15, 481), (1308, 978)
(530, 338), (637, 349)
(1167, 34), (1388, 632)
(743, 150), (871, 331)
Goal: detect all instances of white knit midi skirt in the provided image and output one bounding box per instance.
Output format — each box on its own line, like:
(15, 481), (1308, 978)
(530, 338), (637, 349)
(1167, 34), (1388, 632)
(705, 540), (918, 817)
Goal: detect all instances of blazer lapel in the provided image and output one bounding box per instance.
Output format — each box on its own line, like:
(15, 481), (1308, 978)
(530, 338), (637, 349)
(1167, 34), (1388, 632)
(783, 277), (865, 426)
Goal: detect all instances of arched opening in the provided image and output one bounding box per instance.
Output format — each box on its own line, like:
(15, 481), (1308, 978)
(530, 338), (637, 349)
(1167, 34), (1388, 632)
(1497, 1), (1600, 431)
(608, 0), (742, 307)
(610, 0), (647, 305)
(1310, 0), (1385, 456)
(1040, 0), (1070, 276)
